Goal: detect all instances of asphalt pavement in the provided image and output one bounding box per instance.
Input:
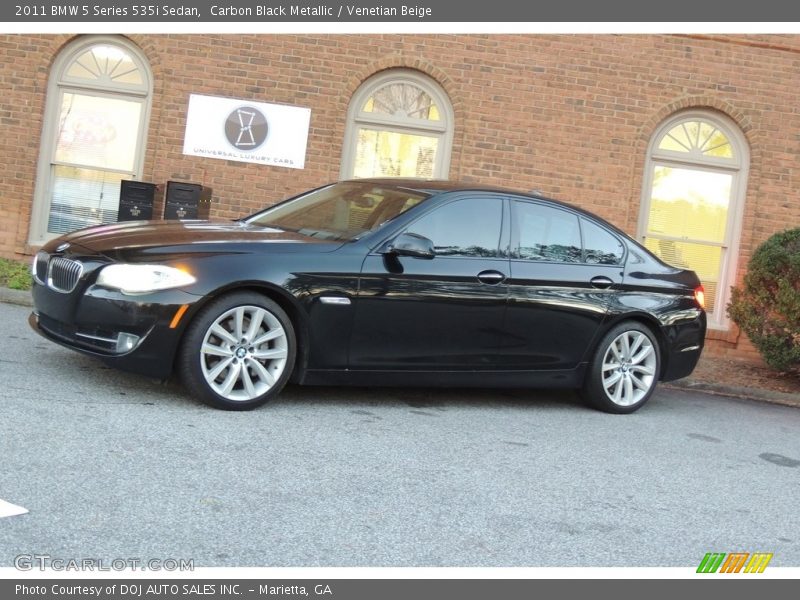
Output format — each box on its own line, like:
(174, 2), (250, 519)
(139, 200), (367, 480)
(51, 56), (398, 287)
(1, 300), (799, 567)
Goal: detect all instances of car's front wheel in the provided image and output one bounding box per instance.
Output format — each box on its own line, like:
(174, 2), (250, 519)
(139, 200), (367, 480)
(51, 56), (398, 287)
(178, 292), (296, 410)
(582, 321), (661, 414)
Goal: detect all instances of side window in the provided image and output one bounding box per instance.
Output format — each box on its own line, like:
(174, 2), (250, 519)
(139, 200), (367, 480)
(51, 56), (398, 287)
(514, 201), (581, 263)
(581, 218), (625, 265)
(406, 197), (503, 257)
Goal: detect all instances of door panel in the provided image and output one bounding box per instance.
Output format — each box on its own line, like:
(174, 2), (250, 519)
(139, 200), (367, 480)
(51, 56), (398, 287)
(497, 200), (625, 370)
(351, 254), (509, 369)
(350, 195), (509, 370)
(500, 262), (621, 369)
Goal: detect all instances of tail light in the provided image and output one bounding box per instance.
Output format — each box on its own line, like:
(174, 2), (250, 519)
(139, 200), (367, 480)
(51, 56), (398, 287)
(694, 285), (706, 309)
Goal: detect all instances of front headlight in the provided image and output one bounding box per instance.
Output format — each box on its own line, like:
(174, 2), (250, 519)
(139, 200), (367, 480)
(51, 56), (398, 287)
(96, 264), (196, 295)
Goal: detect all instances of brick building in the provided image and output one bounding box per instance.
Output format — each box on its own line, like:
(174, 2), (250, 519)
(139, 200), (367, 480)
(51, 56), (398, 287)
(1, 33), (799, 359)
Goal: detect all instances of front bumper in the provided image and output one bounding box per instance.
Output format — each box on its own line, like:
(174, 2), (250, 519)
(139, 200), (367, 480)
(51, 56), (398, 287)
(30, 281), (201, 379)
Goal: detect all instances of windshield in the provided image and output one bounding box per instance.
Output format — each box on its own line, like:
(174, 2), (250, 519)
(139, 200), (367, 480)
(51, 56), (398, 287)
(245, 181), (430, 241)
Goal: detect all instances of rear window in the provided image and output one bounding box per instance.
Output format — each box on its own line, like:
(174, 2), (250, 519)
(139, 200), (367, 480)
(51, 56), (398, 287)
(581, 218), (625, 265)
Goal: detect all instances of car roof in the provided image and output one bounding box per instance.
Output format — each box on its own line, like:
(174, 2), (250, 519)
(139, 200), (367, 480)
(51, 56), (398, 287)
(349, 177), (514, 194)
(347, 178), (619, 230)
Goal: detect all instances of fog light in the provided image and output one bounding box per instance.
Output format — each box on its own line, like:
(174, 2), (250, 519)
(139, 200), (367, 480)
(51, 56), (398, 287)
(116, 333), (140, 353)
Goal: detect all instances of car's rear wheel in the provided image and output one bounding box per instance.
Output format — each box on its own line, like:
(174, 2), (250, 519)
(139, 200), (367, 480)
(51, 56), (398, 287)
(582, 321), (661, 414)
(178, 292), (296, 410)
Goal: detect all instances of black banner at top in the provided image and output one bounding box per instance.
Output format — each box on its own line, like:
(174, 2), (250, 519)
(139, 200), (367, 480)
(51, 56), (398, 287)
(4, 0), (800, 22)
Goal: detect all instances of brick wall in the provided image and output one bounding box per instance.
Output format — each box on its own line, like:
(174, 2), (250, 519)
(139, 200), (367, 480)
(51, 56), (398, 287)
(1, 33), (799, 360)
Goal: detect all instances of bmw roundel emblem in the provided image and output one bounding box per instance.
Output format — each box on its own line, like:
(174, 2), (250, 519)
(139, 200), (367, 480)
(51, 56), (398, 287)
(56, 242), (70, 252)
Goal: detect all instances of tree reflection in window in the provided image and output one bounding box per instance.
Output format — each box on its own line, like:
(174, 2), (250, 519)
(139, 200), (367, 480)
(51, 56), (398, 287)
(362, 82), (441, 121)
(406, 197), (503, 258)
(515, 201), (582, 263)
(346, 71), (451, 180)
(581, 218), (624, 265)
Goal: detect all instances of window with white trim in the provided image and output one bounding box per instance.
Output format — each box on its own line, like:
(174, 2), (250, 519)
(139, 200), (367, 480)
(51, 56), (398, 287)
(30, 36), (152, 243)
(341, 70), (453, 180)
(639, 111), (749, 329)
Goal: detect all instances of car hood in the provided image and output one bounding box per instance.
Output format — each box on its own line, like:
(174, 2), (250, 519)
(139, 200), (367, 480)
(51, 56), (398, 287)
(43, 220), (345, 260)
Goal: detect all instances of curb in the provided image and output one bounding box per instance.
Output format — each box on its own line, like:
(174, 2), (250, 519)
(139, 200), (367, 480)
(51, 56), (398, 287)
(665, 379), (800, 409)
(0, 287), (32, 308)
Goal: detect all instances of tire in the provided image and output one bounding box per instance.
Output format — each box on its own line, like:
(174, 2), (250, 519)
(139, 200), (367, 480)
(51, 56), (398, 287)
(178, 292), (296, 411)
(582, 321), (661, 414)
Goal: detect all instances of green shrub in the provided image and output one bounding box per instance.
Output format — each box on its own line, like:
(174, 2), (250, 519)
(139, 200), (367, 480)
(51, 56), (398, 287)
(728, 227), (800, 372)
(0, 257), (32, 291)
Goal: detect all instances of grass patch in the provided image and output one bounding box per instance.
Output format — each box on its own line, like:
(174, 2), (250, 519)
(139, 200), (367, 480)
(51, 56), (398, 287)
(0, 257), (33, 290)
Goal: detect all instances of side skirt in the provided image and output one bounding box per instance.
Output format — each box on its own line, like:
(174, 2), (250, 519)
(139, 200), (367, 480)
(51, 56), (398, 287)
(300, 365), (587, 389)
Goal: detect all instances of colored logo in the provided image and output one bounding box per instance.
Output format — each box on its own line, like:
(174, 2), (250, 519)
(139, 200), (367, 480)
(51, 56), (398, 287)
(224, 106), (268, 151)
(697, 552), (773, 573)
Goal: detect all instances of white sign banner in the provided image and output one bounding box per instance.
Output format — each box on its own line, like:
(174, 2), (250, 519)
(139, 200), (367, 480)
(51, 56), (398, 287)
(182, 94), (311, 169)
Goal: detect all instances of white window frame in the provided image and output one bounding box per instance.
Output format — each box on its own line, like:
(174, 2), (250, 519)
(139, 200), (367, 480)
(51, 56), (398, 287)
(29, 35), (153, 245)
(637, 110), (750, 330)
(340, 70), (454, 180)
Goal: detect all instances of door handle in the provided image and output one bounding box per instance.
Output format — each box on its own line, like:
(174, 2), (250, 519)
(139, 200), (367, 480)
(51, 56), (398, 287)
(590, 276), (614, 289)
(477, 270), (506, 285)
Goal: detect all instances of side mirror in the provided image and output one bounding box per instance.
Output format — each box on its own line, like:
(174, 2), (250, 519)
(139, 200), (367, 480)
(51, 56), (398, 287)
(385, 232), (435, 259)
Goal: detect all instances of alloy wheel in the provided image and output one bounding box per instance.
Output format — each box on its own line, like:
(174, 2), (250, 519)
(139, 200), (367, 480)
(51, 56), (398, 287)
(199, 305), (288, 402)
(600, 330), (657, 407)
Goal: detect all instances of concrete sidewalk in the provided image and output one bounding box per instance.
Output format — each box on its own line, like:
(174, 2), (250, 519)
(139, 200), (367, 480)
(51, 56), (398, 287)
(664, 379), (799, 409)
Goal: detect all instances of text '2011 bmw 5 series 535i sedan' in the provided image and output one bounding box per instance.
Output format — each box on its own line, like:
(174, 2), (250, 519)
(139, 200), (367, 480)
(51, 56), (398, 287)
(30, 179), (706, 413)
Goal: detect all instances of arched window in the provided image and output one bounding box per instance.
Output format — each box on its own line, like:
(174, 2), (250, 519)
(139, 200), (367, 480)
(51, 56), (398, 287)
(638, 110), (749, 329)
(29, 36), (152, 243)
(341, 70), (453, 180)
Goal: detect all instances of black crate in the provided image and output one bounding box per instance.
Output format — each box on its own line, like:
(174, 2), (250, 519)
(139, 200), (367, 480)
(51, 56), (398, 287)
(117, 180), (157, 222)
(163, 181), (212, 220)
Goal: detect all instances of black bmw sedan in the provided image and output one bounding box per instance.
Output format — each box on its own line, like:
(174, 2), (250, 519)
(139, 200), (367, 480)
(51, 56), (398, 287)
(30, 179), (706, 413)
